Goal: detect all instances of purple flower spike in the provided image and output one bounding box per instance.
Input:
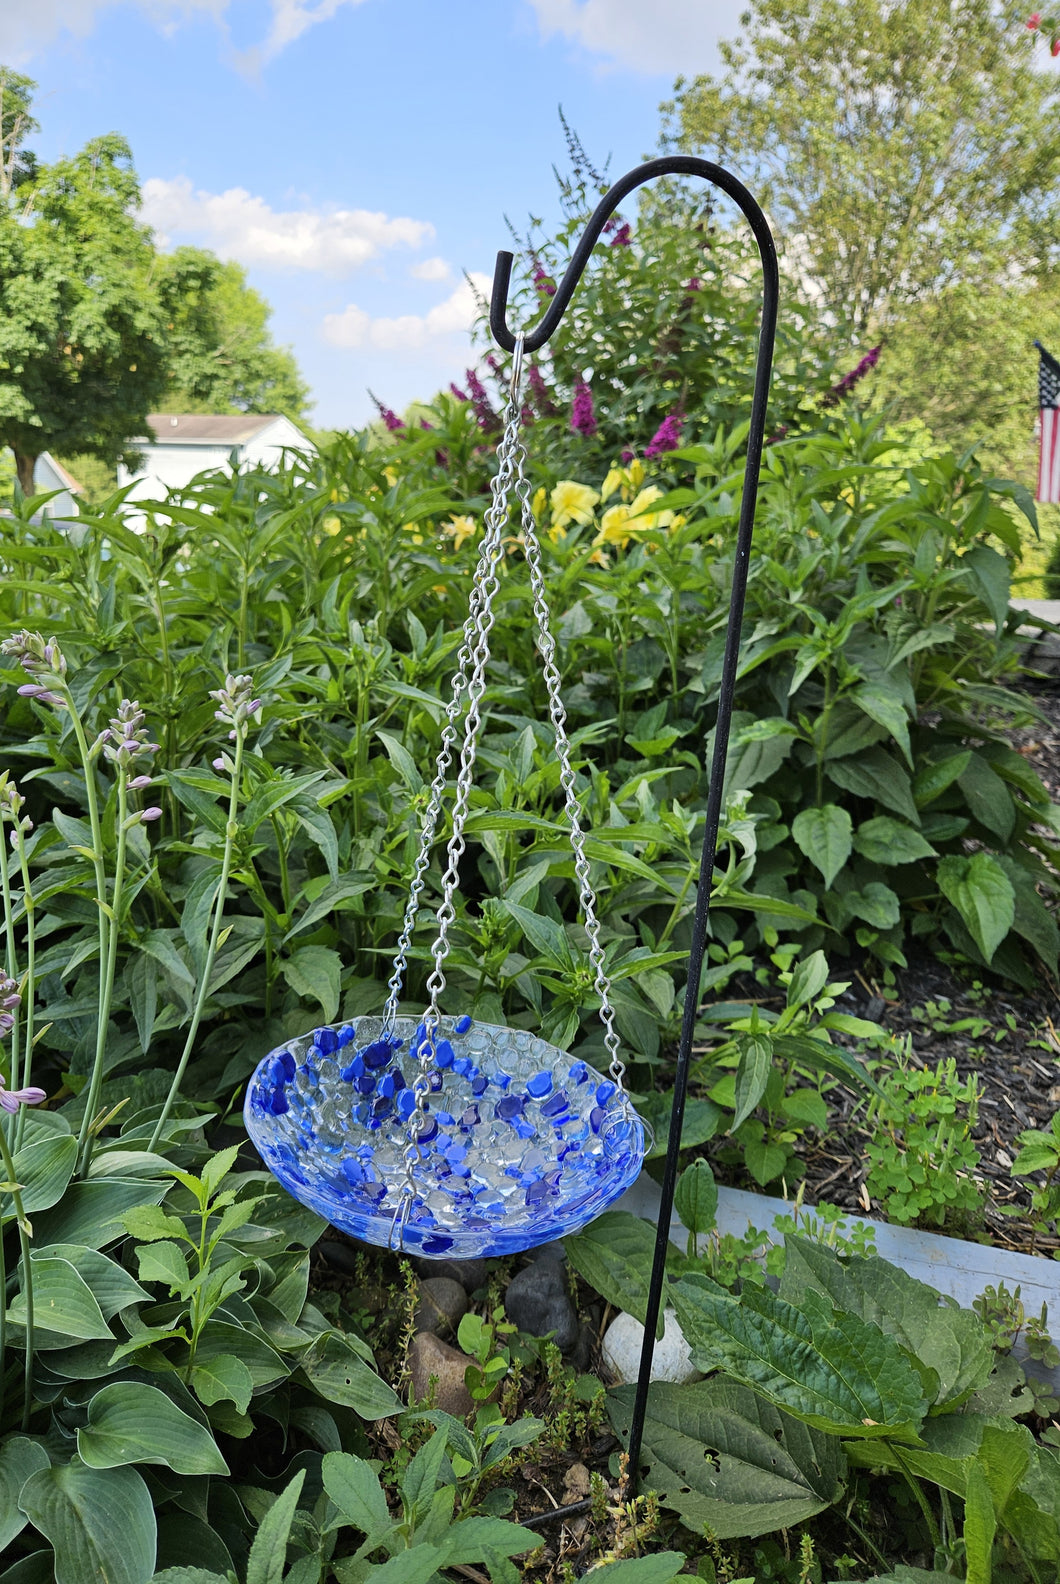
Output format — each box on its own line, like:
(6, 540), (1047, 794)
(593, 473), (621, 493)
(450, 382), (468, 402)
(822, 346), (881, 408)
(610, 222), (632, 248)
(571, 379), (597, 438)
(644, 412), (685, 459)
(0, 1077), (46, 1112)
(370, 390), (405, 431)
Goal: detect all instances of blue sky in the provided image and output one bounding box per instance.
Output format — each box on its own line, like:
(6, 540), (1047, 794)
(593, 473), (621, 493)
(3, 0), (746, 428)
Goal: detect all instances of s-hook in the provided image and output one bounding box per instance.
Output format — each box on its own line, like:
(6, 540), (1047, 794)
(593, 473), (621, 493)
(491, 155), (779, 1525)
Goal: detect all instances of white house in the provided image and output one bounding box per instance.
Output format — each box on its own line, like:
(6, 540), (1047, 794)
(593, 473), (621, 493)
(32, 454), (82, 519)
(116, 414), (314, 504)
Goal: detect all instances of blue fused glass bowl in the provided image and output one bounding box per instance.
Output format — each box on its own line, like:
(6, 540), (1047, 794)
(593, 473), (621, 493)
(244, 1013), (646, 1258)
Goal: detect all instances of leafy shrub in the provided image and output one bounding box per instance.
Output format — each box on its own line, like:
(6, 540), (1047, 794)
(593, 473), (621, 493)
(864, 1054), (983, 1228)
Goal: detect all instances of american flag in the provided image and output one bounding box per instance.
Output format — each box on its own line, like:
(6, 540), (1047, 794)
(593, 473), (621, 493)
(1036, 341), (1060, 503)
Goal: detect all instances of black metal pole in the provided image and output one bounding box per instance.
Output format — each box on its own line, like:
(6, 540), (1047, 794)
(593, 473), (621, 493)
(490, 155), (778, 1511)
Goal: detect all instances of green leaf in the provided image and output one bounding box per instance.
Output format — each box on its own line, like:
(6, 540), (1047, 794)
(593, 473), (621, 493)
(732, 1034), (773, 1130)
(189, 1353), (254, 1415)
(245, 1469), (305, 1584)
(5, 1133), (77, 1217)
(779, 1239), (994, 1409)
(321, 1450), (393, 1542)
(78, 1382), (228, 1474)
(501, 900), (574, 970)
(282, 944), (341, 1023)
(674, 1159), (718, 1238)
(957, 752), (1016, 841)
(639, 1093), (725, 1161)
(124, 1204), (189, 1243)
(851, 683), (912, 766)
(564, 1212), (665, 1336)
(827, 747), (919, 823)
(791, 805), (852, 888)
(567, 1554), (686, 1583)
(609, 1378), (842, 1540)
(995, 854), (1060, 969)
(843, 881), (901, 930)
(0, 1436), (50, 1551)
(242, 771), (327, 832)
(35, 1244), (150, 1319)
(8, 1256), (112, 1344)
(35, 1177), (168, 1250)
(671, 1272), (928, 1440)
(913, 751), (972, 809)
(853, 817), (937, 866)
(786, 949), (830, 1009)
(937, 852), (1015, 963)
(150, 1571), (232, 1584)
(962, 543), (1011, 633)
(299, 1330), (403, 1418)
(137, 1239), (191, 1293)
(18, 1460), (156, 1584)
(192, 1319), (288, 1389)
(964, 1460), (996, 1584)
(403, 1428), (449, 1526)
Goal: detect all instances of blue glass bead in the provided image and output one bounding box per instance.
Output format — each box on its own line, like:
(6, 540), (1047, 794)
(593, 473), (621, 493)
(316, 1027), (340, 1055)
(589, 1106), (605, 1134)
(363, 1040), (392, 1069)
(496, 1095), (524, 1122)
(422, 1234), (454, 1254)
(435, 1110), (455, 1127)
(337, 1024), (355, 1047)
(514, 1120), (535, 1140)
(363, 1182), (386, 1202)
(267, 1056), (287, 1086)
(454, 1014), (473, 1034)
(453, 1057), (472, 1078)
(526, 1071), (553, 1100)
(342, 1157), (367, 1185)
(596, 1081), (617, 1106)
(540, 1090), (569, 1118)
(428, 1073), (443, 1092)
(378, 1070), (405, 1098)
(355, 1074), (376, 1096)
(435, 1039), (455, 1069)
(471, 1075), (488, 1096)
(460, 1105), (480, 1130)
(396, 1090), (417, 1120)
(418, 1117), (439, 1144)
(269, 1088), (288, 1115)
(568, 1061), (589, 1085)
(490, 1070), (512, 1090)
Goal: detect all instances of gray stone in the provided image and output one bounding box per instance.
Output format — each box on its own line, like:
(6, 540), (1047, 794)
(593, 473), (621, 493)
(318, 1239), (361, 1275)
(413, 1256), (488, 1294)
(408, 1331), (479, 1417)
(524, 1239), (566, 1263)
(414, 1276), (468, 1339)
(504, 1259), (578, 1352)
(601, 1307), (701, 1386)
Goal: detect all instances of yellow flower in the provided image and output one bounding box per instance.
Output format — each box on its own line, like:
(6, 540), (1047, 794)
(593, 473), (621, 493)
(628, 458), (646, 492)
(401, 520), (424, 544)
(383, 465), (399, 487)
(550, 480), (599, 532)
(322, 515), (342, 537)
(628, 486), (675, 531)
(532, 485), (548, 521)
(600, 465), (625, 501)
(594, 503), (633, 548)
(330, 487), (340, 503)
(587, 546), (610, 567)
(444, 515), (478, 551)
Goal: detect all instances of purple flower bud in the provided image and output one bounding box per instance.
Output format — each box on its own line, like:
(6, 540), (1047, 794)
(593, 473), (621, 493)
(17, 684), (50, 698)
(213, 757), (226, 771)
(0, 1013), (13, 1036)
(247, 700), (262, 716)
(1, 992), (20, 1010)
(140, 807), (163, 822)
(128, 774), (153, 790)
(121, 738), (140, 753)
(0, 1077), (47, 1111)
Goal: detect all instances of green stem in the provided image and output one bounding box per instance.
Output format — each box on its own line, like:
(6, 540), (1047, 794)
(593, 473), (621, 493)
(0, 827), (21, 1097)
(890, 1444), (942, 1551)
(68, 701), (112, 1172)
(0, 1119), (35, 1431)
(78, 774), (129, 1176)
(12, 826), (36, 1153)
(149, 728), (245, 1153)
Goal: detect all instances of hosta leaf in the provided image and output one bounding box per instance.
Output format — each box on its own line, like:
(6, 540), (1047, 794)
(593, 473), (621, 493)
(78, 1382), (228, 1474)
(8, 1257), (112, 1345)
(937, 852), (1015, 963)
(671, 1272), (928, 1440)
(564, 1211), (665, 1336)
(0, 1436), (49, 1550)
(4, 1133), (76, 1217)
(608, 1379), (843, 1539)
(791, 805), (852, 888)
(18, 1460), (156, 1584)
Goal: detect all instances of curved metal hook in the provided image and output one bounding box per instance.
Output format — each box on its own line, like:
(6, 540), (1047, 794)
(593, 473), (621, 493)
(489, 153), (778, 357)
(489, 156), (780, 1511)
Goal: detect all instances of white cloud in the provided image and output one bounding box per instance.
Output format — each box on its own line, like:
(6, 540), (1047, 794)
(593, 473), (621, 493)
(0, 0), (361, 65)
(525, 0), (741, 75)
(410, 256), (452, 283)
(322, 273), (490, 353)
(141, 176), (434, 274)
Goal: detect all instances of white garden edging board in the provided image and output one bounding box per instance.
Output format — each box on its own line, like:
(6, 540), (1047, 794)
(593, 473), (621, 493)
(616, 1175), (1060, 1321)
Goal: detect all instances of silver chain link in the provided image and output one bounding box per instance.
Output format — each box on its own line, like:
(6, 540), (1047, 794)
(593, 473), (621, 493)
(388, 335), (624, 1246)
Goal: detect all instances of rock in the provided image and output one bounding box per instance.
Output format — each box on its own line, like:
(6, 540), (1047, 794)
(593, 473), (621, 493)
(601, 1308), (701, 1386)
(414, 1276), (468, 1339)
(414, 1256), (488, 1294)
(524, 1239), (566, 1263)
(504, 1259), (578, 1352)
(563, 1461), (592, 1502)
(408, 1331), (478, 1417)
(318, 1239), (362, 1275)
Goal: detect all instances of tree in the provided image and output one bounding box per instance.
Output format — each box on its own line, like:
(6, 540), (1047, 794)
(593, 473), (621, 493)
(669, 0), (1060, 334)
(0, 67), (38, 197)
(157, 246), (309, 419)
(0, 121), (167, 495)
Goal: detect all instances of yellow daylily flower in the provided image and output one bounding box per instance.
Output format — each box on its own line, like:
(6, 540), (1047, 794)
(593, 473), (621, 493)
(532, 485), (548, 521)
(594, 503), (634, 548)
(383, 465), (399, 487)
(322, 515), (342, 537)
(628, 486), (676, 531)
(600, 465), (625, 501)
(444, 515), (478, 551)
(550, 480), (599, 532)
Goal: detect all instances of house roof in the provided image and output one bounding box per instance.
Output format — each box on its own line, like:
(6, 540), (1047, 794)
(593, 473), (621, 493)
(37, 453), (83, 493)
(138, 414), (290, 445)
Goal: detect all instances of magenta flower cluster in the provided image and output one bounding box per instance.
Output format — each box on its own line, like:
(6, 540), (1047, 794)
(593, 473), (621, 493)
(532, 262), (556, 297)
(528, 364), (557, 417)
(644, 412), (685, 458)
(370, 391), (405, 431)
(571, 380), (597, 438)
(464, 368), (499, 433)
(609, 222), (632, 248)
(822, 346), (881, 407)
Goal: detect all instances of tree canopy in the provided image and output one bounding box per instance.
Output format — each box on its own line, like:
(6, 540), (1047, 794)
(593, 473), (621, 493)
(668, 0), (1060, 334)
(0, 71), (309, 497)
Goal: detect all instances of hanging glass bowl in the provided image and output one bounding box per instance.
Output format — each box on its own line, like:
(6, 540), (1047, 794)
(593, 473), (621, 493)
(244, 1013), (646, 1259)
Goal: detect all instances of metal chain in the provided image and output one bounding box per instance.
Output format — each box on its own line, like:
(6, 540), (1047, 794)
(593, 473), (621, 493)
(510, 436), (626, 1091)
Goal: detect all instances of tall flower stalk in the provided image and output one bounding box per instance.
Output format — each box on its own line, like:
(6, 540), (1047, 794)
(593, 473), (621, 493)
(0, 775), (37, 1148)
(149, 674), (260, 1153)
(0, 1019), (46, 1432)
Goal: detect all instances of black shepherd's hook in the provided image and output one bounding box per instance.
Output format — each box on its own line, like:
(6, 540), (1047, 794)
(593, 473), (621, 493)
(491, 156), (779, 1528)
